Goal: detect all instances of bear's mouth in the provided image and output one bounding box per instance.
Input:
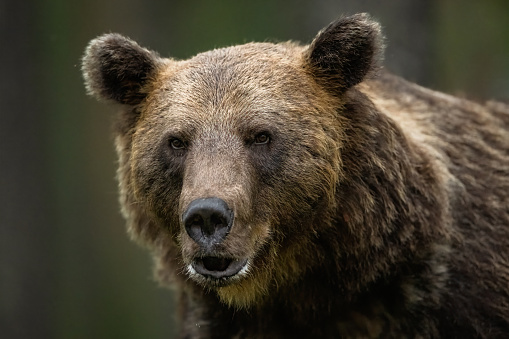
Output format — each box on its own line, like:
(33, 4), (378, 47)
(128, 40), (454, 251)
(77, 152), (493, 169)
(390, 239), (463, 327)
(191, 256), (249, 280)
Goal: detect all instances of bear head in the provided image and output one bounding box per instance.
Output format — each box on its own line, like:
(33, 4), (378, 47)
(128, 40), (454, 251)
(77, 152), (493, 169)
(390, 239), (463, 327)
(82, 13), (383, 308)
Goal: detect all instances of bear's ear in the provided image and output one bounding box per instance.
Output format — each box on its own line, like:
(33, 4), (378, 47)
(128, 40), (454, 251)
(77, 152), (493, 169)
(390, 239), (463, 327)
(82, 33), (162, 105)
(305, 13), (384, 92)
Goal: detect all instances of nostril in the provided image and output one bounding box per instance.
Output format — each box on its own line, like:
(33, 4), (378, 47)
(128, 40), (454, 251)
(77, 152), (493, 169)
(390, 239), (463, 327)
(191, 215), (203, 226)
(188, 215), (204, 238)
(207, 214), (226, 234)
(182, 197), (233, 247)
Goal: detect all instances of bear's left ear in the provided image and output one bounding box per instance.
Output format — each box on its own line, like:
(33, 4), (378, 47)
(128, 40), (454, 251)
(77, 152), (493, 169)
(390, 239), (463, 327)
(304, 13), (384, 92)
(82, 33), (163, 105)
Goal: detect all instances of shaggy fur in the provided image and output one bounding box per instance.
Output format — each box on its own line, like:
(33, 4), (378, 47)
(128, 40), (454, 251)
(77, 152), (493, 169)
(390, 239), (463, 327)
(82, 13), (509, 338)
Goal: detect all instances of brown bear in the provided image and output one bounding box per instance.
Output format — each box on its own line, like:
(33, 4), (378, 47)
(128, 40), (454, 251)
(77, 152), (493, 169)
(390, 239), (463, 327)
(82, 13), (509, 338)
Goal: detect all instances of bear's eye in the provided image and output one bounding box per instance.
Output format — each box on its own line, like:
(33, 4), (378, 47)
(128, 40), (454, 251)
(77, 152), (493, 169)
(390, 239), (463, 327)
(254, 132), (270, 145)
(169, 138), (185, 150)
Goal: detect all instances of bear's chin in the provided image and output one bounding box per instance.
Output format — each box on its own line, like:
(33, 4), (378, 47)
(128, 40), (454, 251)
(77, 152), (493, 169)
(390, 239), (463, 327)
(185, 252), (275, 309)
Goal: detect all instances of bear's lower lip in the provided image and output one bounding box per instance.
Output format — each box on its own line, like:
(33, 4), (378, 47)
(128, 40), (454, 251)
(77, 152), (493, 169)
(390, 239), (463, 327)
(192, 256), (248, 279)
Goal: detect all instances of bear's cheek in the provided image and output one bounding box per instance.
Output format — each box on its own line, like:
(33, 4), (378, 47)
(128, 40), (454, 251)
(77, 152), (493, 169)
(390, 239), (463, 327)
(129, 140), (185, 225)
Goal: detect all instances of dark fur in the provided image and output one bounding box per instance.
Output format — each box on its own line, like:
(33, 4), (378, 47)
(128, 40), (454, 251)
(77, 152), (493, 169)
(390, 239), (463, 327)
(82, 13), (509, 338)
(82, 33), (163, 105)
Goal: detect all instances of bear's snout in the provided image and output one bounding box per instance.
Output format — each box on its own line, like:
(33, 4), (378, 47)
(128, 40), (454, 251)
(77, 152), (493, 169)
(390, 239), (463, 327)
(182, 197), (234, 249)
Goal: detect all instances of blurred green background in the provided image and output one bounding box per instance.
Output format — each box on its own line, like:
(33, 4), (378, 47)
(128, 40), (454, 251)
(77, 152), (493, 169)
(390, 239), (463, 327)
(1, 1), (508, 338)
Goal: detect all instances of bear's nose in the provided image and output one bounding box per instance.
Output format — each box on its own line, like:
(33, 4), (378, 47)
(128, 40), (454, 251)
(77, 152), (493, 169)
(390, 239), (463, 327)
(182, 197), (233, 248)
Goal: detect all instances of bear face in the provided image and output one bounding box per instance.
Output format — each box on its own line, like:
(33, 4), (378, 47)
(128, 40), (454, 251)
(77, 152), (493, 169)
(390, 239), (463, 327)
(82, 14), (383, 308)
(133, 47), (343, 303)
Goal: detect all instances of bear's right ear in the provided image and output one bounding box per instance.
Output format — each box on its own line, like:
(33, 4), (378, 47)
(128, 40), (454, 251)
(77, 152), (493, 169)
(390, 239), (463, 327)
(82, 34), (162, 105)
(304, 13), (384, 93)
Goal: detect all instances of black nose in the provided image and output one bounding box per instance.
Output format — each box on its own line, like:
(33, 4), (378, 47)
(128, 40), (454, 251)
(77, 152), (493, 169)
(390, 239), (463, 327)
(182, 197), (233, 248)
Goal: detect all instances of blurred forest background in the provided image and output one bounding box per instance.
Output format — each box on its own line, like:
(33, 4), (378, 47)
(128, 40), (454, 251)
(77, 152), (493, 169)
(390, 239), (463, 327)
(1, 0), (508, 338)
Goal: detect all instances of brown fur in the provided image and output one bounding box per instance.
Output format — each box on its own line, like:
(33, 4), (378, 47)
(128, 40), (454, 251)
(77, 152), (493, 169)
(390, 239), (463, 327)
(82, 13), (509, 338)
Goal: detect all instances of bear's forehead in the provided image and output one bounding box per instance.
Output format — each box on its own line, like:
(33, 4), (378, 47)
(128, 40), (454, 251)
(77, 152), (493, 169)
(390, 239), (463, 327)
(158, 42), (306, 90)
(189, 42), (304, 67)
(148, 42), (315, 116)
